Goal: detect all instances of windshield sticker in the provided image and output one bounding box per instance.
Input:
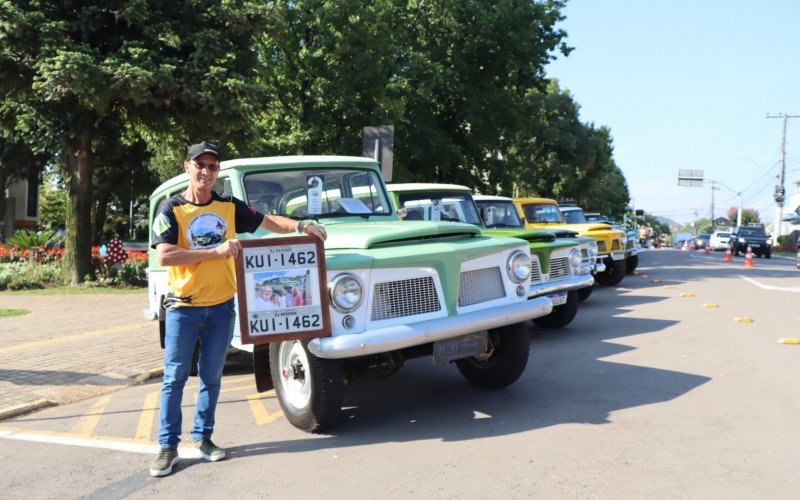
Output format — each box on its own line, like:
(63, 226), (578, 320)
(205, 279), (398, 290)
(307, 176), (323, 215)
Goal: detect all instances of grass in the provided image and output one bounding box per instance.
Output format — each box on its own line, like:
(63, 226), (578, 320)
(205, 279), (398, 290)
(0, 285), (146, 296)
(0, 308), (30, 317)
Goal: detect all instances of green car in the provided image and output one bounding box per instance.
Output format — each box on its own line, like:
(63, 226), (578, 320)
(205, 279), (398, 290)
(386, 183), (595, 328)
(146, 156), (554, 433)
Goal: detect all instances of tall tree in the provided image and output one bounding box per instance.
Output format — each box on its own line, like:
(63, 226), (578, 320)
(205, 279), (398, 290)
(0, 1), (269, 282)
(395, 0), (569, 189)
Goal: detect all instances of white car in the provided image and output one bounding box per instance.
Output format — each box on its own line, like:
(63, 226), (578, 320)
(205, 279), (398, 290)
(709, 231), (731, 251)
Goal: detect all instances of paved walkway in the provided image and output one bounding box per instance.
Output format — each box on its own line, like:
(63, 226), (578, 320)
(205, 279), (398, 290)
(0, 292), (165, 419)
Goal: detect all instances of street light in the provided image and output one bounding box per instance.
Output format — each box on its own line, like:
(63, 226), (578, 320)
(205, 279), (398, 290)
(678, 170), (742, 227)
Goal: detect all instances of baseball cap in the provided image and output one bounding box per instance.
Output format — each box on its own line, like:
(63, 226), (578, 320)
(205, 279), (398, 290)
(187, 141), (220, 161)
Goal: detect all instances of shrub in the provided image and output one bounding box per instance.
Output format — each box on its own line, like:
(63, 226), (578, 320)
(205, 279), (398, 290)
(8, 229), (63, 249)
(0, 261), (63, 290)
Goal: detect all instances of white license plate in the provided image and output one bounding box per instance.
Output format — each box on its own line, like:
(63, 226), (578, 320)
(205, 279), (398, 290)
(548, 292), (568, 306)
(432, 332), (488, 365)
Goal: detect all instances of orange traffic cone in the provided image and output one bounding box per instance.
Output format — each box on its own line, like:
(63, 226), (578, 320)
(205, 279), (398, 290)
(723, 245), (732, 262)
(743, 245), (755, 268)
(681, 240), (688, 251)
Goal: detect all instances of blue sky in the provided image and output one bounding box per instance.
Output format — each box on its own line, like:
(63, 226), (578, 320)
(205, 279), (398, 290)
(545, 0), (800, 225)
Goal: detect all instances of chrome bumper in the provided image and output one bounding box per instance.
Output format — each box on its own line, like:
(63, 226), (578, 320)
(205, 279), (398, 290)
(308, 297), (553, 359)
(593, 260), (607, 273)
(528, 274), (594, 299)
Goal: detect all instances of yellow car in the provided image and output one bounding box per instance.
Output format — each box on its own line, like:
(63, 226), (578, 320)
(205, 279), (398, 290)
(512, 197), (628, 286)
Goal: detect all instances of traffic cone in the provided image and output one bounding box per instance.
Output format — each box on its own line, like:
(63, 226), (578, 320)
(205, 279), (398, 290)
(743, 245), (755, 268)
(704, 245), (711, 256)
(681, 240), (688, 251)
(723, 245), (732, 262)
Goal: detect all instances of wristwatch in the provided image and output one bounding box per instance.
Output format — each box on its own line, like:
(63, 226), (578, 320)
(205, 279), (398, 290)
(295, 220), (313, 234)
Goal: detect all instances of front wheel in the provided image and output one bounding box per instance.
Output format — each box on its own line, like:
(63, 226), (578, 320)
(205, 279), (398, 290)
(626, 254), (639, 274)
(594, 260), (626, 286)
(577, 285), (594, 302)
(270, 340), (344, 433)
(533, 291), (579, 329)
(455, 323), (529, 389)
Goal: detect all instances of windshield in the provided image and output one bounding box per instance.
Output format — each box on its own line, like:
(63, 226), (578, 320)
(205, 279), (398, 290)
(738, 228), (766, 237)
(243, 168), (391, 218)
(395, 192), (482, 224)
(521, 204), (565, 224)
(561, 209), (587, 223)
(475, 200), (524, 228)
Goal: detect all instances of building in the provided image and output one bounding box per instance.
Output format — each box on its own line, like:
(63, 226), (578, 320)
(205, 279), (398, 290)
(2, 177), (39, 239)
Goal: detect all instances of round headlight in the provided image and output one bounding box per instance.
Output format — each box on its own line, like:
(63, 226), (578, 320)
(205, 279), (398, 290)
(330, 274), (363, 312)
(569, 248), (582, 269)
(588, 241), (599, 258)
(507, 250), (532, 283)
(739, 237), (746, 243)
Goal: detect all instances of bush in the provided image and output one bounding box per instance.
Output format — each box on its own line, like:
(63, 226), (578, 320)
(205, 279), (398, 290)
(0, 261), (64, 290)
(8, 229), (63, 249)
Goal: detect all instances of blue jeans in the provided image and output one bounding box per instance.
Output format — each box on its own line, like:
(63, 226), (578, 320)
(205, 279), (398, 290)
(158, 298), (235, 449)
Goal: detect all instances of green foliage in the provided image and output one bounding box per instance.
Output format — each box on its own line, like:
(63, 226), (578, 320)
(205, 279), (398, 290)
(727, 207), (759, 225)
(0, 261), (63, 290)
(7, 229), (63, 249)
(38, 169), (68, 230)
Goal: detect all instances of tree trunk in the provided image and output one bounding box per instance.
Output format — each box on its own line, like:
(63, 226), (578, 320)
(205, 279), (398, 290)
(62, 133), (95, 284)
(93, 189), (109, 245)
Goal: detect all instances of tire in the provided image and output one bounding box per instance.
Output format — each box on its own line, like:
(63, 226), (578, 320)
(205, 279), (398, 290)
(533, 291), (579, 329)
(270, 340), (344, 433)
(626, 254), (639, 274)
(577, 285), (594, 302)
(733, 247), (740, 257)
(765, 251), (771, 259)
(455, 323), (529, 389)
(594, 260), (626, 287)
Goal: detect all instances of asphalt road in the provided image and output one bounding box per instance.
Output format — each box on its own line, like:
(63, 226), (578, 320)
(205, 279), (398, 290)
(1, 249), (798, 498)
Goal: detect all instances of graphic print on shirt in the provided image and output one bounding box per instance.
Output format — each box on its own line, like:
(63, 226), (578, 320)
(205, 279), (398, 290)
(187, 212), (228, 249)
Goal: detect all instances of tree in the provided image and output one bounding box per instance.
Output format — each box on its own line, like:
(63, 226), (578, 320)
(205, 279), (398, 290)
(0, 1), (269, 282)
(512, 81), (630, 217)
(395, 0), (570, 190)
(728, 207), (759, 225)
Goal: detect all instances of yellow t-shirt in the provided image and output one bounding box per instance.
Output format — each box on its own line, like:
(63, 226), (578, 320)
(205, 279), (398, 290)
(151, 192), (263, 307)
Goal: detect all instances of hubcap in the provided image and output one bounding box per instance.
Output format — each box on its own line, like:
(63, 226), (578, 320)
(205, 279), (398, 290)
(278, 341), (312, 409)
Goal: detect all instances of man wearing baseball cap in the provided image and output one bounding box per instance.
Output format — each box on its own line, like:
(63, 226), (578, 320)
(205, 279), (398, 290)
(149, 141), (327, 477)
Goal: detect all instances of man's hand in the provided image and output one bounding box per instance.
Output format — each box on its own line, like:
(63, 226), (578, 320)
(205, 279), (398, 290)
(305, 223), (327, 242)
(214, 239), (242, 259)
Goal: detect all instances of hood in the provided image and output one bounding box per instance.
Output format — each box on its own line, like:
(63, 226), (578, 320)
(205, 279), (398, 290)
(323, 221), (481, 250)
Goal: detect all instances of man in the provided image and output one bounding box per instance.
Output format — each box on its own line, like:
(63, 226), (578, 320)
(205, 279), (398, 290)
(149, 141), (326, 477)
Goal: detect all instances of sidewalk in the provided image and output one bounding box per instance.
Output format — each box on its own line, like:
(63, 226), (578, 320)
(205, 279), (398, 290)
(0, 292), (164, 420)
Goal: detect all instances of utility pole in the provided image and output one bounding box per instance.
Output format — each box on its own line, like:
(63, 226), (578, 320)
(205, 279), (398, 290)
(766, 113), (800, 243)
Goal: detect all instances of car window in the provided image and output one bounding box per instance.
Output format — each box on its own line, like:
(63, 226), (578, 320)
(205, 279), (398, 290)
(396, 192), (482, 224)
(476, 201), (524, 228)
(522, 204), (564, 223)
(243, 168), (390, 218)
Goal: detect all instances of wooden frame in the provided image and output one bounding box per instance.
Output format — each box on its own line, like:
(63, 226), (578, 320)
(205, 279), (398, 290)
(235, 236), (331, 344)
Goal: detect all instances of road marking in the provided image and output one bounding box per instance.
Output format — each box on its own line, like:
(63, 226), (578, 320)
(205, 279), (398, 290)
(738, 275), (800, 293)
(71, 395), (112, 436)
(0, 425), (200, 458)
(0, 323), (154, 355)
(134, 391), (159, 443)
(246, 392), (283, 425)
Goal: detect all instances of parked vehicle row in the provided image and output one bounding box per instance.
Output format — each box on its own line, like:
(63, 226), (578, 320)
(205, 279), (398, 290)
(144, 155), (628, 434)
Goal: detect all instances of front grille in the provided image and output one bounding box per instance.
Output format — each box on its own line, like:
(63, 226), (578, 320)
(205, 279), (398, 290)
(597, 241), (607, 252)
(371, 277), (441, 321)
(611, 240), (621, 251)
(530, 256), (543, 283)
(458, 267), (506, 307)
(549, 257), (570, 279)
(626, 239), (634, 250)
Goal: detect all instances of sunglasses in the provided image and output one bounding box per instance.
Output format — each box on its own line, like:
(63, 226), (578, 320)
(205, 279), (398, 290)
(190, 160), (220, 172)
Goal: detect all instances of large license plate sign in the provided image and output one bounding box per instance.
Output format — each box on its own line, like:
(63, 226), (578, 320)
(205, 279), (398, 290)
(547, 292), (567, 306)
(235, 236), (331, 344)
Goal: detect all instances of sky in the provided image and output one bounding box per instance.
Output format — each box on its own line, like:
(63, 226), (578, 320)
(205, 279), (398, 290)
(545, 0), (800, 225)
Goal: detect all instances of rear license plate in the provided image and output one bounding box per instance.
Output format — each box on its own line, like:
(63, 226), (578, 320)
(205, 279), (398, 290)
(548, 292), (568, 306)
(433, 332), (488, 365)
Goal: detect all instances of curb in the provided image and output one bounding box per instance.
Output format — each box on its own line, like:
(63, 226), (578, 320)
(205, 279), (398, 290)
(0, 399), (56, 421)
(130, 367), (164, 385)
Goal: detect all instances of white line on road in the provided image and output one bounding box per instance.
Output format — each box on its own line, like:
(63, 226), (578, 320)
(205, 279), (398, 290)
(739, 275), (800, 292)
